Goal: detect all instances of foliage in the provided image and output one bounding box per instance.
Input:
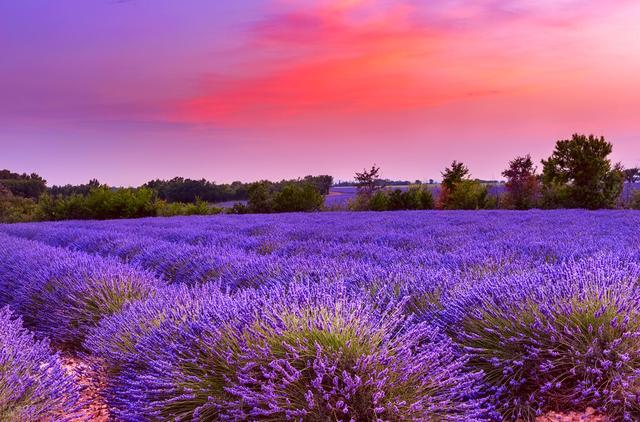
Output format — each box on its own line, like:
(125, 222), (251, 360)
(156, 198), (222, 217)
(0, 170), (47, 199)
(367, 190), (391, 211)
(502, 155), (540, 210)
(350, 186), (434, 211)
(443, 180), (488, 210)
(37, 186), (158, 220)
(630, 190), (640, 210)
(541, 134), (624, 209)
(144, 177), (248, 203)
(247, 180), (274, 213)
(355, 165), (383, 197)
(441, 161), (470, 192)
(144, 175), (332, 204)
(0, 186), (37, 223)
(0, 307), (81, 421)
(248, 181), (324, 213)
(439, 161), (486, 209)
(48, 179), (100, 197)
(450, 258), (640, 420)
(0, 235), (161, 350)
(302, 175), (334, 195)
(273, 183), (324, 212)
(91, 282), (489, 421)
(623, 168), (639, 184)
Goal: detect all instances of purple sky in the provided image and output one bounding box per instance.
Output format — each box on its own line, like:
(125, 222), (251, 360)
(2, 0), (639, 186)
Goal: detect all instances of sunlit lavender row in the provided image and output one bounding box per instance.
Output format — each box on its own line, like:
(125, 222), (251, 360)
(1, 211), (640, 421)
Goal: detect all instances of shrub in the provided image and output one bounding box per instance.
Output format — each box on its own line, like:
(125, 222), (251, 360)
(37, 186), (158, 220)
(0, 307), (81, 421)
(449, 258), (640, 420)
(156, 198), (222, 216)
(630, 190), (640, 210)
(0, 236), (161, 350)
(368, 190), (390, 211)
(93, 282), (489, 421)
(444, 180), (488, 210)
(273, 183), (324, 212)
(0, 188), (37, 223)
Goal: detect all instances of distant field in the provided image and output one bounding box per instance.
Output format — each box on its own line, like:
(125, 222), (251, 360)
(2, 210), (640, 420)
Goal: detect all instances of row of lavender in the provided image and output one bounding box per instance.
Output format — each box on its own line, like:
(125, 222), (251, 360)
(1, 211), (640, 420)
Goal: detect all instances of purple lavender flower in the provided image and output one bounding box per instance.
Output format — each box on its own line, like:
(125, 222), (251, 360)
(0, 306), (81, 421)
(93, 282), (489, 421)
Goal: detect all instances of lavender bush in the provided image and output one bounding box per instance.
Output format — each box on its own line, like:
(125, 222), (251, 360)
(3, 210), (640, 420)
(0, 234), (161, 350)
(0, 307), (81, 421)
(447, 255), (640, 420)
(92, 282), (489, 421)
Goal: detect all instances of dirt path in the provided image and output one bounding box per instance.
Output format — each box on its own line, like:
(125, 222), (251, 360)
(535, 408), (607, 422)
(61, 356), (110, 421)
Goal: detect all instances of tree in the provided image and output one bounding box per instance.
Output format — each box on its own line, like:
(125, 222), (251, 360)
(303, 175), (334, 195)
(439, 161), (479, 209)
(355, 165), (382, 196)
(541, 134), (624, 209)
(441, 161), (469, 192)
(623, 168), (639, 184)
(247, 181), (274, 213)
(502, 155), (539, 210)
(0, 170), (47, 199)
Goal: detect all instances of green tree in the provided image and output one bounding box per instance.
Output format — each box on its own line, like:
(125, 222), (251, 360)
(502, 155), (539, 210)
(0, 170), (47, 199)
(541, 134), (624, 209)
(441, 161), (469, 192)
(623, 168), (639, 184)
(247, 181), (274, 213)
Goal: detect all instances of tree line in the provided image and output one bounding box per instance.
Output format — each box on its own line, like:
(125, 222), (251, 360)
(1, 134), (639, 222)
(0, 173), (334, 222)
(350, 134), (638, 212)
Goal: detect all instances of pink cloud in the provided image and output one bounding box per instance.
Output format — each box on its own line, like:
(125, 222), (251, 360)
(175, 0), (640, 129)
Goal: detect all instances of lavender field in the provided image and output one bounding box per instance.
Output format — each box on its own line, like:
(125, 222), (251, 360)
(1, 211), (640, 421)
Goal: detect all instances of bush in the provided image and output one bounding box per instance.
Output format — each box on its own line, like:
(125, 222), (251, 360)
(156, 198), (222, 217)
(0, 236), (160, 350)
(0, 187), (37, 223)
(449, 258), (640, 420)
(368, 190), (390, 211)
(0, 307), (81, 420)
(92, 282), (489, 420)
(444, 180), (488, 210)
(630, 190), (640, 210)
(37, 186), (158, 220)
(352, 187), (433, 212)
(273, 183), (324, 212)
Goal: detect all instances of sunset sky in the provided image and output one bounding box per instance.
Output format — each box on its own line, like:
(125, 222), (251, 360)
(1, 0), (639, 186)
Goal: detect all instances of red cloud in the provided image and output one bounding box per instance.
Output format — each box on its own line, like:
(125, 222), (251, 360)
(179, 1), (513, 125)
